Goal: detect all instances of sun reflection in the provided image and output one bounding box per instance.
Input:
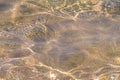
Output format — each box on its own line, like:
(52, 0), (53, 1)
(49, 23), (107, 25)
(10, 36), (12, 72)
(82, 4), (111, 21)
(50, 72), (56, 80)
(94, 78), (99, 80)
(111, 75), (115, 80)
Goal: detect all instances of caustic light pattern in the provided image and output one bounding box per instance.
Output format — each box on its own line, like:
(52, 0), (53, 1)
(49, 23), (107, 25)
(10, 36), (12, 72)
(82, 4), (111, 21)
(0, 0), (120, 80)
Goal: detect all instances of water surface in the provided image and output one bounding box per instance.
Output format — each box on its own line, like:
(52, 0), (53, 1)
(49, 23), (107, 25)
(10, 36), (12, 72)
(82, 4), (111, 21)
(0, 0), (120, 80)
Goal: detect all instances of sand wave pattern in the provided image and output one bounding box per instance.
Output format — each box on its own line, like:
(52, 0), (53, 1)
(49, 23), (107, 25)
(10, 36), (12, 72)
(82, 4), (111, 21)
(0, 0), (120, 80)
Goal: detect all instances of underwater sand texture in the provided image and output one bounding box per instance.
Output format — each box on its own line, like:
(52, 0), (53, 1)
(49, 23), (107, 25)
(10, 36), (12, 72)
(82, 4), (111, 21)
(0, 0), (120, 80)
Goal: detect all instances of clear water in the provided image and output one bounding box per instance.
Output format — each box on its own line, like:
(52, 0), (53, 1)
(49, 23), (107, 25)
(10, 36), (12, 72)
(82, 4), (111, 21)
(0, 0), (120, 80)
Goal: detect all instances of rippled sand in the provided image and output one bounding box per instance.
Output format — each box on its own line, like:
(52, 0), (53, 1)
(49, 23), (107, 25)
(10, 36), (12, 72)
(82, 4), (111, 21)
(0, 0), (120, 80)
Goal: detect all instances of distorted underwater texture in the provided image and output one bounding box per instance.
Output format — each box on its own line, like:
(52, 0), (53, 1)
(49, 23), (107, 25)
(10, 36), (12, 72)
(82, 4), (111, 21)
(0, 0), (120, 80)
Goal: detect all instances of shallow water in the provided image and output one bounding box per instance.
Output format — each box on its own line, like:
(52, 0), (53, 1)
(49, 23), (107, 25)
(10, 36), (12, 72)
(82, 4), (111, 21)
(0, 0), (120, 80)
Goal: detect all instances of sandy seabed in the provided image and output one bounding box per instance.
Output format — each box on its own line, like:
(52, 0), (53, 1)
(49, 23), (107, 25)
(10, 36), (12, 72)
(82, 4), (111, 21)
(0, 0), (120, 80)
